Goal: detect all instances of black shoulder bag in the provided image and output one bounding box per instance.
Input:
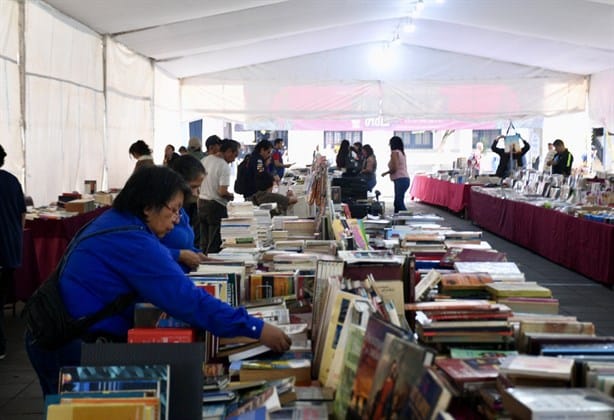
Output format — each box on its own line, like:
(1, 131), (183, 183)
(22, 224), (143, 351)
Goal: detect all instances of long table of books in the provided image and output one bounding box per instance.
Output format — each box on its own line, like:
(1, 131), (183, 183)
(469, 186), (614, 285)
(44, 198), (614, 419)
(409, 174), (477, 213)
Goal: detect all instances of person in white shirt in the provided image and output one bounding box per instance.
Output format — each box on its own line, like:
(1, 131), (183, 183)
(198, 140), (240, 254)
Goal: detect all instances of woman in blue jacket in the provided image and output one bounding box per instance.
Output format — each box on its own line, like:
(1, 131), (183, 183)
(25, 166), (291, 396)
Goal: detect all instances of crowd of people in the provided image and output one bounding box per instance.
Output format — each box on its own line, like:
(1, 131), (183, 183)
(0, 131), (580, 398)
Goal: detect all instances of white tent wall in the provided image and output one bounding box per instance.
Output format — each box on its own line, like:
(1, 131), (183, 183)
(153, 67), (181, 164)
(0, 0), (22, 184)
(24, 0), (104, 206)
(104, 36), (153, 190)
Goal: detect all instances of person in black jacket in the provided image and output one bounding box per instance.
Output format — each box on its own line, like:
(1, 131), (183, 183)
(243, 139), (273, 199)
(549, 139), (574, 176)
(491, 135), (530, 178)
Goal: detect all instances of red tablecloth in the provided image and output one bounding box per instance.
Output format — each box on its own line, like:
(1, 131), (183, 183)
(14, 207), (109, 299)
(469, 188), (614, 285)
(409, 175), (477, 213)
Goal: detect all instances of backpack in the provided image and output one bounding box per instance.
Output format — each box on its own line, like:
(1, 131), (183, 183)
(234, 155), (251, 195)
(22, 224), (142, 350)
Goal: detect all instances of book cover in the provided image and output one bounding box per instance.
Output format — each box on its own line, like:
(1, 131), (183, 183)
(449, 348), (518, 359)
(332, 324), (366, 420)
(127, 328), (195, 343)
(399, 368), (453, 420)
(414, 270), (442, 302)
(439, 273), (493, 290)
(453, 262), (521, 275)
(47, 402), (155, 420)
(485, 282), (552, 298)
(59, 365), (169, 420)
(498, 354), (575, 381)
(323, 297), (371, 388)
(434, 357), (503, 387)
(239, 359), (312, 386)
(501, 386), (614, 420)
(364, 334), (436, 419)
(440, 248), (506, 268)
(133, 303), (190, 328)
(347, 316), (410, 419)
(519, 320), (595, 335)
(58, 397), (160, 420)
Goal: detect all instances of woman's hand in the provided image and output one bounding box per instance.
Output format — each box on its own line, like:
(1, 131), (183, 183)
(178, 250), (202, 270)
(259, 323), (292, 353)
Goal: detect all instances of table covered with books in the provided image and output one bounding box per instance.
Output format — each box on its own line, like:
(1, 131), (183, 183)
(409, 174), (478, 213)
(14, 206), (109, 299)
(469, 187), (614, 285)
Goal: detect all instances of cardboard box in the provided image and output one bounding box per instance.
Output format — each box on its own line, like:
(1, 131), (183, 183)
(64, 198), (96, 214)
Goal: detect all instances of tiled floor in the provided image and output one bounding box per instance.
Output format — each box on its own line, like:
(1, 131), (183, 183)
(1, 200), (613, 419)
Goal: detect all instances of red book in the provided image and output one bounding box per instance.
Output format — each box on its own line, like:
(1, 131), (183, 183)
(127, 328), (195, 343)
(435, 357), (504, 388)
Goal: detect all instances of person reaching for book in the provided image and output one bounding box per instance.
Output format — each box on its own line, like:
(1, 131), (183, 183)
(24, 166), (292, 397)
(162, 154), (210, 272)
(491, 134), (530, 178)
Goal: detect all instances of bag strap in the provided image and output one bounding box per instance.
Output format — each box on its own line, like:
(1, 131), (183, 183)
(58, 222), (145, 328)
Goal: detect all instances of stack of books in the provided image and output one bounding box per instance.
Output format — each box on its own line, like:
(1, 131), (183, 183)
(408, 300), (514, 345)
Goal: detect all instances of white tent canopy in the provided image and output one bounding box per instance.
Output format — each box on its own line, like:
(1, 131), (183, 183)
(1, 0), (613, 205)
(43, 0), (614, 125)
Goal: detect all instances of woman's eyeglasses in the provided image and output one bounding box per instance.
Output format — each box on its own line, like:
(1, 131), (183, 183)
(164, 204), (181, 218)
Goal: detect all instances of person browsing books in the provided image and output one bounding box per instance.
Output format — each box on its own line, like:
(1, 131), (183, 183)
(251, 172), (297, 216)
(244, 139), (274, 199)
(381, 136), (410, 213)
(161, 154), (211, 272)
(360, 144), (377, 192)
(198, 139), (240, 254)
(268, 138), (293, 179)
(549, 139), (574, 176)
(24, 166), (292, 397)
(491, 134), (530, 178)
(0, 145), (26, 360)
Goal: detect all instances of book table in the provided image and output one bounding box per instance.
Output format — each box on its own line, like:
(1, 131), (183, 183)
(410, 175), (478, 214)
(469, 187), (614, 286)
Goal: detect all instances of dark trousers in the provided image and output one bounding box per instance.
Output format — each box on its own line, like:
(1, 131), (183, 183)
(0, 268), (15, 354)
(24, 330), (81, 396)
(184, 201), (200, 249)
(393, 177), (410, 213)
(198, 199), (227, 254)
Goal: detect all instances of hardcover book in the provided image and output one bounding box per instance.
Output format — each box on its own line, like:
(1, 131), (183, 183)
(434, 357), (503, 390)
(363, 334), (437, 419)
(347, 316), (411, 419)
(501, 386), (614, 420)
(498, 354), (575, 381)
(332, 324), (366, 420)
(59, 365), (169, 420)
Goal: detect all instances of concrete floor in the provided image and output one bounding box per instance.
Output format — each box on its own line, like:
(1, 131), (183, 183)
(1, 200), (613, 419)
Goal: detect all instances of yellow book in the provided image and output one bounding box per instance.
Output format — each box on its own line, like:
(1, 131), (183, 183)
(317, 291), (365, 385)
(47, 402), (155, 420)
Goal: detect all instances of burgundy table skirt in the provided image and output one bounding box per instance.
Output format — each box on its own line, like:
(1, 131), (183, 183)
(469, 188), (614, 286)
(409, 175), (477, 213)
(14, 206), (109, 300)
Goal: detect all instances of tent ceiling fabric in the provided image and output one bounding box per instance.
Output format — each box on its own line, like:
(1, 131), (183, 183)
(43, 0), (614, 125)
